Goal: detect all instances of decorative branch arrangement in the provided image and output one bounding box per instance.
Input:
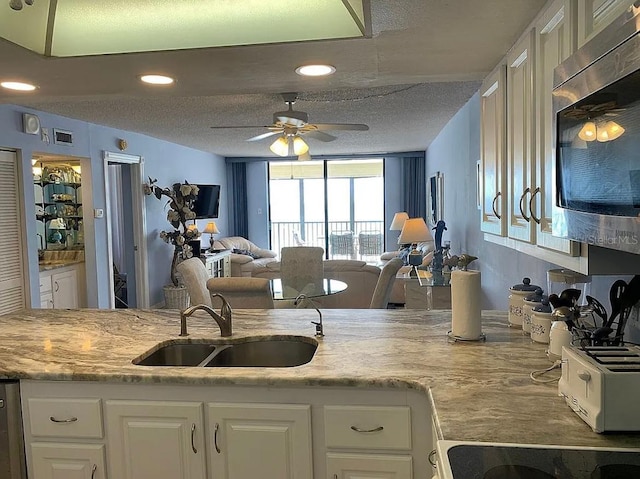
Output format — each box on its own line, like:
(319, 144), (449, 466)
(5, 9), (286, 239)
(147, 177), (200, 286)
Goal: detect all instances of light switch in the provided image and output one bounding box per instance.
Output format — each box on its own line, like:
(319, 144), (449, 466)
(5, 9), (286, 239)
(94, 208), (104, 218)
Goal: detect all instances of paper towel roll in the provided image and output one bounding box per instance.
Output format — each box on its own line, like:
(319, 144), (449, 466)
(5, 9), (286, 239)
(450, 270), (482, 339)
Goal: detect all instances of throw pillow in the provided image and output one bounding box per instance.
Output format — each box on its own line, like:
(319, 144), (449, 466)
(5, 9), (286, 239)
(232, 248), (259, 259)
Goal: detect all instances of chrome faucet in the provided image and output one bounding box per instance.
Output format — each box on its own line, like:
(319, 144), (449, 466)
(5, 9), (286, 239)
(294, 293), (324, 338)
(179, 294), (232, 337)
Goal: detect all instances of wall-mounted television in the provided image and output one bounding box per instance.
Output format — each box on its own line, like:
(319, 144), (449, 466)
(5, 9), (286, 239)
(193, 184), (221, 219)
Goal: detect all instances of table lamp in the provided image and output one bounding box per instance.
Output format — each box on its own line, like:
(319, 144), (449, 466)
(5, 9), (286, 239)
(203, 221), (219, 252)
(398, 218), (432, 277)
(48, 218), (66, 244)
(389, 212), (409, 232)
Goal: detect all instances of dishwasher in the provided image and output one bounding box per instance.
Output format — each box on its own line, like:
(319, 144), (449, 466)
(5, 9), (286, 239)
(0, 380), (27, 479)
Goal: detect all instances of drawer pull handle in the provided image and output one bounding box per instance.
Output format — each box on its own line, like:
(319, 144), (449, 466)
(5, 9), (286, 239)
(91, 464), (97, 479)
(49, 416), (78, 423)
(350, 425), (384, 433)
(428, 449), (438, 467)
(191, 423), (198, 454)
(214, 422), (221, 453)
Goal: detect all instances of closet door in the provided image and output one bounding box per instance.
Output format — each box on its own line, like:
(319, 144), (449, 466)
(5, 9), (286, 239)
(0, 150), (25, 313)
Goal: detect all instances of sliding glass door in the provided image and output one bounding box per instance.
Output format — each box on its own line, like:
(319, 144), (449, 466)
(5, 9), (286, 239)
(268, 159), (384, 262)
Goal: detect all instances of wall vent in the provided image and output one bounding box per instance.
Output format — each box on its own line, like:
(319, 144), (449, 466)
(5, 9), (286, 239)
(53, 129), (73, 146)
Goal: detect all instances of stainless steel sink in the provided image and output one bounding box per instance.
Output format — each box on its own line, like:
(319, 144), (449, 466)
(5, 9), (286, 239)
(133, 343), (217, 366)
(204, 338), (317, 368)
(133, 336), (317, 368)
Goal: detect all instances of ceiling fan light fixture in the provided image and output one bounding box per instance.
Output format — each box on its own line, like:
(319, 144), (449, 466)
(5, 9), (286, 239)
(140, 74), (175, 85)
(292, 136), (309, 155)
(270, 136), (290, 156)
(298, 152), (312, 161)
(600, 120), (625, 141)
(295, 64), (336, 77)
(578, 121), (597, 142)
(1, 80), (37, 91)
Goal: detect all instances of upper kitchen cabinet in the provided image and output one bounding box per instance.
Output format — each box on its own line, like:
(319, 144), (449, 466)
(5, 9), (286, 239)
(480, 66), (507, 236)
(577, 0), (635, 46)
(506, 29), (536, 243)
(534, 0), (580, 255)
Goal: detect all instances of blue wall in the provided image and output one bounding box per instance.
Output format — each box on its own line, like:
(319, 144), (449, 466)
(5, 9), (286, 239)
(0, 104), (226, 308)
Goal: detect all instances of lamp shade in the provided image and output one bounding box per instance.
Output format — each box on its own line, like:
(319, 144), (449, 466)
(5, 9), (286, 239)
(49, 218), (66, 229)
(203, 221), (219, 235)
(398, 218), (432, 244)
(270, 136), (289, 156)
(389, 212), (409, 231)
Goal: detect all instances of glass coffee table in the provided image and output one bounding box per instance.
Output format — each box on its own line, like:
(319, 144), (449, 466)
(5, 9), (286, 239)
(269, 278), (347, 301)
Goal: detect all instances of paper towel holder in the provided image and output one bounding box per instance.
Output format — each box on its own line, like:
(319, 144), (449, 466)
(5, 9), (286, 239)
(447, 330), (486, 342)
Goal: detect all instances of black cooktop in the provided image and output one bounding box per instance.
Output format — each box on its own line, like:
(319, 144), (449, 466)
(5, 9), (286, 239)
(447, 444), (640, 478)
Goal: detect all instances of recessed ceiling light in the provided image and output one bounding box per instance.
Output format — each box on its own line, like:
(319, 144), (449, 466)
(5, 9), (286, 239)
(140, 74), (175, 85)
(295, 64), (336, 77)
(1, 81), (37, 91)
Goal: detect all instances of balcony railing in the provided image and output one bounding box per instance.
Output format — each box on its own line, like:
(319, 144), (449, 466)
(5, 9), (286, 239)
(270, 220), (385, 262)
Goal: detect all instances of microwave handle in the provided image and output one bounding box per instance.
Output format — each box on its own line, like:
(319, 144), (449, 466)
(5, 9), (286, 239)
(528, 187), (540, 224)
(519, 187), (531, 222)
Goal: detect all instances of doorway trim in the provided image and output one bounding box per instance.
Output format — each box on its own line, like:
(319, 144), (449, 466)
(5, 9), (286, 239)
(103, 151), (149, 308)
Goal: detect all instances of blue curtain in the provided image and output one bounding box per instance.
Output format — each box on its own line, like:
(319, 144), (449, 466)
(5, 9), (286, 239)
(230, 163), (248, 238)
(402, 156), (426, 219)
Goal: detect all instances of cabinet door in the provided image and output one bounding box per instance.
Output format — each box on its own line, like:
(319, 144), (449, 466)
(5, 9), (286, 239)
(105, 400), (206, 479)
(40, 292), (54, 309)
(506, 29), (536, 243)
(326, 453), (412, 479)
(30, 443), (105, 479)
(577, 0), (633, 47)
(480, 65), (507, 236)
(52, 269), (78, 309)
(208, 403), (313, 479)
(535, 0), (580, 255)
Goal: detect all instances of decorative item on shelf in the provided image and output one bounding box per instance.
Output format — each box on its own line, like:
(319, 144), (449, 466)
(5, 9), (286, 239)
(430, 220), (447, 285)
(203, 221), (220, 252)
(148, 177), (201, 288)
(397, 217), (432, 279)
(48, 218), (66, 244)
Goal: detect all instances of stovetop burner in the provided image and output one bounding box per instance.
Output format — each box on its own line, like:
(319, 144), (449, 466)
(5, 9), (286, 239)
(444, 443), (640, 479)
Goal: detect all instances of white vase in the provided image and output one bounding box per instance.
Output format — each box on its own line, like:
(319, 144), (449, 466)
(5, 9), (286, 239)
(163, 285), (190, 309)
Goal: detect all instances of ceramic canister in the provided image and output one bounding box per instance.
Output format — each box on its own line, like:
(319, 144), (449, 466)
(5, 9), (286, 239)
(548, 320), (573, 360)
(522, 288), (546, 335)
(530, 300), (553, 344)
(508, 278), (540, 328)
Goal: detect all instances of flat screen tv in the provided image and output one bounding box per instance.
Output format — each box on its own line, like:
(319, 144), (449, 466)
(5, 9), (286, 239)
(193, 184), (221, 219)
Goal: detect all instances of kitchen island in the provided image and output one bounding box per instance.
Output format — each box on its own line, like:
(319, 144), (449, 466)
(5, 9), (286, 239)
(1, 308), (639, 478)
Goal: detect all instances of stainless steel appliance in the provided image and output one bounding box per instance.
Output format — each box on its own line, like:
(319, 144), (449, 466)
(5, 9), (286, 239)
(0, 381), (27, 479)
(553, 3), (640, 255)
(559, 345), (640, 433)
(436, 440), (640, 479)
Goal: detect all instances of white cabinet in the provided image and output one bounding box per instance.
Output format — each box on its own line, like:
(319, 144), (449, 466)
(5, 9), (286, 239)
(577, 0), (634, 46)
(105, 400), (206, 479)
(506, 29), (536, 244)
(30, 443), (105, 479)
(327, 453), (413, 479)
(534, 0), (579, 255)
(479, 65), (507, 236)
(39, 266), (79, 309)
(324, 405), (413, 479)
(207, 403), (313, 479)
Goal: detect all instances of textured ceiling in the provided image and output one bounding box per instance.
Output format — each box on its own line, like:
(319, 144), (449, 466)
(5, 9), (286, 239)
(0, 0), (547, 158)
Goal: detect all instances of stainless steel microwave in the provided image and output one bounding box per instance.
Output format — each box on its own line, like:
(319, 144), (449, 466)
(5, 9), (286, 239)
(552, 3), (640, 255)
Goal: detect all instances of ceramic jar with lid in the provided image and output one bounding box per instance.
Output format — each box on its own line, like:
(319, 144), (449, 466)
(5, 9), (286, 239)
(530, 300), (553, 344)
(508, 278), (541, 328)
(522, 288), (546, 335)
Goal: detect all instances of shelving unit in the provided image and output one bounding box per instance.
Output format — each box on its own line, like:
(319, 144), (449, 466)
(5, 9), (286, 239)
(33, 163), (83, 250)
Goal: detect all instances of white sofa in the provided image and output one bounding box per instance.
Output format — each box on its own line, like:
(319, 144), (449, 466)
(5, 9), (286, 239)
(252, 259), (381, 309)
(212, 236), (278, 277)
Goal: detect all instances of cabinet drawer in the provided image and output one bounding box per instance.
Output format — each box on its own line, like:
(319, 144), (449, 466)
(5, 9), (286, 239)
(28, 398), (103, 438)
(324, 405), (411, 450)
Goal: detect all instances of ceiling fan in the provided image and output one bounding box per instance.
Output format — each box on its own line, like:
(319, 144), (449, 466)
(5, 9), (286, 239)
(210, 93), (369, 159)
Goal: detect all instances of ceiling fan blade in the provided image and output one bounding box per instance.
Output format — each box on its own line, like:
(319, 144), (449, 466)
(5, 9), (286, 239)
(247, 131), (281, 142)
(303, 130), (337, 142)
(210, 125), (274, 129)
(313, 123), (369, 131)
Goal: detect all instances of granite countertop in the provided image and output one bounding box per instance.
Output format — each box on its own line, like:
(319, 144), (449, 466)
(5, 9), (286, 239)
(38, 259), (85, 272)
(1, 308), (639, 449)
